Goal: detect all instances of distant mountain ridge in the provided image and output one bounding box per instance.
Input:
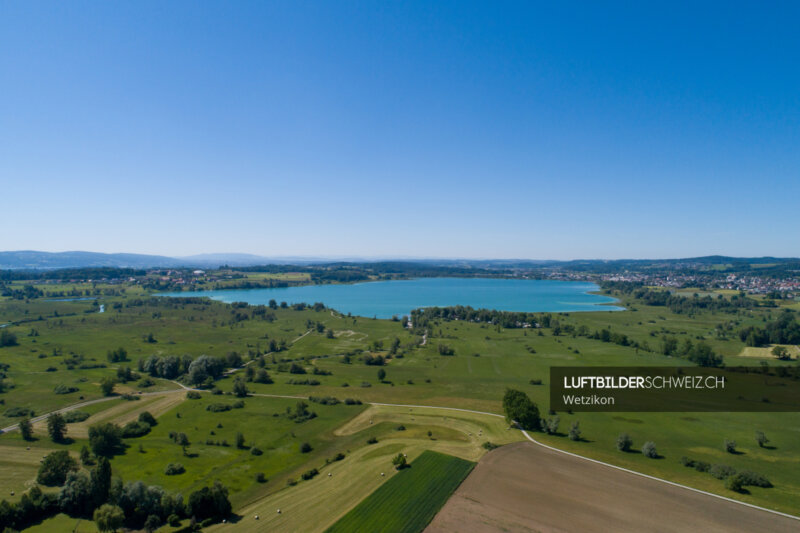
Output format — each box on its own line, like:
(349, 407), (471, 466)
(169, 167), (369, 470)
(0, 251), (798, 271)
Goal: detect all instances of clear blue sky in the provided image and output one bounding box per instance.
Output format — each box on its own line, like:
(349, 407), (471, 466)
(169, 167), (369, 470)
(1, 1), (798, 259)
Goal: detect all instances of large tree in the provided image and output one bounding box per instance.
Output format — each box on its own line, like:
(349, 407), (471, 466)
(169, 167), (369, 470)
(19, 416), (33, 441)
(94, 504), (125, 532)
(502, 389), (541, 430)
(89, 423), (124, 457)
(37, 450), (78, 486)
(47, 412), (67, 442)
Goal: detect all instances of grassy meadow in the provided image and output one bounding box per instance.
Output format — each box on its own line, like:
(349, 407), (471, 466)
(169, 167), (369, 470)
(0, 280), (799, 529)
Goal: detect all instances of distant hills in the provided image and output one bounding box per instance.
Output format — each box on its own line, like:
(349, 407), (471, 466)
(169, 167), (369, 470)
(0, 251), (279, 270)
(0, 251), (797, 271)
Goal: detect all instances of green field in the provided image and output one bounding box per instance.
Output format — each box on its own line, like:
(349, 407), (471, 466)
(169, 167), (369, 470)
(325, 450), (474, 533)
(1, 278), (799, 530)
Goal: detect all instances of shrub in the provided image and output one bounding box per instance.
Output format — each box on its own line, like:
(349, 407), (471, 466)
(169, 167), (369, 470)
(300, 442), (312, 453)
(726, 473), (745, 492)
(541, 416), (559, 435)
(138, 411), (157, 426)
(255, 472), (267, 483)
(641, 441), (658, 458)
(301, 468), (319, 480)
(367, 437), (378, 444)
(396, 425), (406, 431)
(251, 447), (263, 456)
(568, 421), (581, 441)
(164, 463), (186, 475)
(63, 410), (90, 423)
(168, 514), (181, 527)
(309, 396), (340, 405)
(344, 398), (363, 405)
(680, 456), (695, 467)
(724, 439), (737, 453)
(206, 403), (233, 412)
(5, 407), (34, 417)
(709, 464), (737, 480)
(121, 420), (152, 438)
(738, 470), (772, 488)
(186, 390), (202, 399)
(482, 441), (500, 450)
(616, 433), (633, 452)
(693, 461), (711, 473)
(392, 453), (408, 470)
(54, 384), (79, 394)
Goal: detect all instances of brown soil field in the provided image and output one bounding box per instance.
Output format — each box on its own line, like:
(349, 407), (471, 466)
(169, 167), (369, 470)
(426, 442), (799, 533)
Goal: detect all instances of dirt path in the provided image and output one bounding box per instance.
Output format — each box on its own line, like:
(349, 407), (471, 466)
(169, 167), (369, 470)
(426, 441), (800, 533)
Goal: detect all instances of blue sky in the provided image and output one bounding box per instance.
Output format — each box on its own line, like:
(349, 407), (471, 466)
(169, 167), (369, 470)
(1, 1), (798, 259)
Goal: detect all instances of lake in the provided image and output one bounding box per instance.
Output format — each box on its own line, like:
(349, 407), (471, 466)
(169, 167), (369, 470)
(160, 278), (622, 318)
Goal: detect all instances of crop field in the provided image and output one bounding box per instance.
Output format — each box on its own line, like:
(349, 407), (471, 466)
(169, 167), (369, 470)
(427, 442), (800, 533)
(325, 450), (474, 533)
(211, 405), (516, 533)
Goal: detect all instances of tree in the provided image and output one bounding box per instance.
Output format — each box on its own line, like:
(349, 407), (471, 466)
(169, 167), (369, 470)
(502, 389), (541, 430)
(144, 514), (162, 533)
(80, 445), (93, 465)
(94, 504), (125, 532)
(377, 368), (386, 382)
(232, 377), (248, 398)
(642, 441), (658, 458)
(19, 416), (33, 441)
(100, 377), (116, 397)
(0, 329), (18, 347)
(59, 470), (93, 516)
(568, 421), (582, 441)
(616, 433), (633, 452)
(236, 432), (246, 449)
(688, 342), (723, 367)
(725, 473), (745, 493)
(47, 412), (67, 442)
(138, 411), (157, 426)
(541, 416), (559, 435)
(91, 457), (112, 507)
(37, 450), (78, 486)
(254, 368), (273, 384)
(771, 346), (790, 360)
(724, 439), (737, 453)
(88, 423), (124, 457)
(392, 453), (407, 470)
(176, 432), (190, 455)
(106, 347), (128, 363)
(187, 481), (231, 522)
(755, 430), (769, 448)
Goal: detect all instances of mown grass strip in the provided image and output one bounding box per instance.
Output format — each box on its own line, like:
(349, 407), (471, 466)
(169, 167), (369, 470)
(325, 450), (475, 533)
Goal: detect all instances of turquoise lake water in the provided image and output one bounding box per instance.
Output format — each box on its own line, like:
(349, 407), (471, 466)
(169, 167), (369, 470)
(161, 278), (622, 318)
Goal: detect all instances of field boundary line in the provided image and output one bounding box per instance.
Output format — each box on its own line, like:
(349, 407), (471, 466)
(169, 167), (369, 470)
(362, 402), (800, 522)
